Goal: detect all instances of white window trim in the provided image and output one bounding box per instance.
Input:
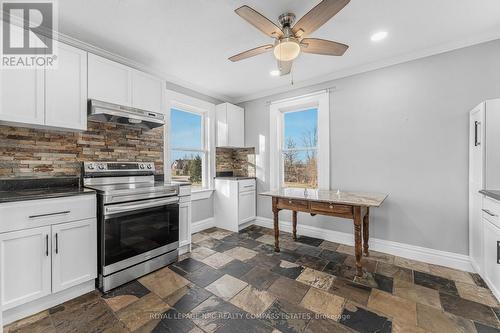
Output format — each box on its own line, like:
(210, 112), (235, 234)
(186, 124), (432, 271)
(165, 90), (216, 192)
(269, 90), (330, 190)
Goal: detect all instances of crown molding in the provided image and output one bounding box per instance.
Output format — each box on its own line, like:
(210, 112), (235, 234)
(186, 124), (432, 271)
(233, 30), (500, 104)
(52, 31), (232, 103)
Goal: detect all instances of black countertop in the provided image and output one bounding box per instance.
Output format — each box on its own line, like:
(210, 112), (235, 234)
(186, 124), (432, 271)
(0, 177), (95, 203)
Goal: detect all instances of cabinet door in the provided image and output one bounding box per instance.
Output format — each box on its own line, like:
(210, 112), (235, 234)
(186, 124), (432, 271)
(0, 67), (44, 125)
(131, 71), (164, 113)
(0, 226), (51, 310)
(238, 190), (256, 224)
(51, 219), (97, 293)
(45, 43), (87, 130)
(88, 53), (131, 106)
(216, 104), (228, 147)
(470, 192), (484, 272)
(179, 201), (192, 247)
(227, 104), (244, 147)
(483, 219), (500, 297)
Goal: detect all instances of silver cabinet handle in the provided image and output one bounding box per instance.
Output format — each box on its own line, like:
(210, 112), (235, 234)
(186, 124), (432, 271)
(29, 211), (70, 219)
(243, 185), (254, 188)
(497, 241), (500, 264)
(482, 209), (498, 217)
(45, 234), (49, 256)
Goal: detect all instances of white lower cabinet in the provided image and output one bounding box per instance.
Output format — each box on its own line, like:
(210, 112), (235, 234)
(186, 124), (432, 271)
(51, 219), (97, 293)
(179, 198), (192, 248)
(0, 195), (97, 325)
(215, 178), (256, 232)
(238, 190), (256, 224)
(0, 226), (51, 310)
(483, 218), (500, 298)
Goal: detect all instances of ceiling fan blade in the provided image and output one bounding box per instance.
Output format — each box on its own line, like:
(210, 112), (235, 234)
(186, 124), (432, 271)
(235, 5), (284, 39)
(278, 60), (293, 76)
(301, 38), (348, 56)
(229, 44), (274, 62)
(292, 0), (350, 38)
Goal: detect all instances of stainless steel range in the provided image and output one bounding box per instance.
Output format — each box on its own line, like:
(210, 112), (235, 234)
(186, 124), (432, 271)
(83, 162), (179, 292)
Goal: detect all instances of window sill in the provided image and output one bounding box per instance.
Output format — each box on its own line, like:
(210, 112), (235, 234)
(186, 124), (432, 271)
(191, 189), (214, 201)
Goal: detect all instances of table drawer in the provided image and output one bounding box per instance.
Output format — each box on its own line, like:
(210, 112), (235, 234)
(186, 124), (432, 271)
(277, 198), (309, 211)
(310, 202), (353, 216)
(0, 195), (96, 233)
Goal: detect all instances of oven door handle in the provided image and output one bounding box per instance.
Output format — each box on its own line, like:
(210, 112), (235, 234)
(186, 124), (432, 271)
(104, 197), (179, 216)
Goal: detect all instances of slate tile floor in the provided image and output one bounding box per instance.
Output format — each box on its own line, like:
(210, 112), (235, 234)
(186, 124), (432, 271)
(4, 225), (500, 333)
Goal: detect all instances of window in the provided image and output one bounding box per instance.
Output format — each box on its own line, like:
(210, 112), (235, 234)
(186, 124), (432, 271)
(165, 90), (215, 194)
(270, 91), (330, 190)
(170, 109), (205, 188)
(282, 108), (318, 188)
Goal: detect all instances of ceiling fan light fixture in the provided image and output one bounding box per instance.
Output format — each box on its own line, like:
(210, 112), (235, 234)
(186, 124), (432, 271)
(274, 38), (301, 62)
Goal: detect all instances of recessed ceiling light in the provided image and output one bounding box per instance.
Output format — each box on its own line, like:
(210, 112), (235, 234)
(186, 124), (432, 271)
(270, 70), (280, 77)
(371, 31), (388, 42)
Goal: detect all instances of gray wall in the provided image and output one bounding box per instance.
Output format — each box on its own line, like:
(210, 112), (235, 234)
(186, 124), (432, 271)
(241, 39), (500, 255)
(166, 83), (221, 222)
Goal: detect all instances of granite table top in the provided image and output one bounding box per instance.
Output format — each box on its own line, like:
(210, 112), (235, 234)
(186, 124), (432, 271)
(260, 188), (388, 207)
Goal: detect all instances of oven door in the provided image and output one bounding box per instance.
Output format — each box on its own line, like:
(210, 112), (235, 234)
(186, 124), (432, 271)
(102, 196), (179, 275)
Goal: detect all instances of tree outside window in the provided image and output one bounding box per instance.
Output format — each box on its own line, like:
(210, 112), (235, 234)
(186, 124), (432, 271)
(282, 108), (318, 188)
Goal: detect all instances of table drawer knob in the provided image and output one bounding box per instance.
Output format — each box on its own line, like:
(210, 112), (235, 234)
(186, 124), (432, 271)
(329, 205), (333, 209)
(288, 200), (292, 204)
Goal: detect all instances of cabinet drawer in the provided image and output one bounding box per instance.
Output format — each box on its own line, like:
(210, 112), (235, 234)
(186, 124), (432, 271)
(483, 196), (500, 228)
(277, 198), (309, 211)
(0, 195), (96, 233)
(310, 202), (353, 216)
(239, 179), (256, 192)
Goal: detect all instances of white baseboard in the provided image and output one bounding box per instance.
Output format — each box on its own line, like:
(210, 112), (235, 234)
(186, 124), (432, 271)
(2, 280), (95, 326)
(254, 216), (474, 273)
(192, 217), (215, 233)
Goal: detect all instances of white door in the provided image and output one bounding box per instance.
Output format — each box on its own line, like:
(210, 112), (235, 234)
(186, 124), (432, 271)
(0, 67), (44, 125)
(88, 53), (131, 106)
(227, 104), (244, 147)
(131, 71), (164, 113)
(238, 190), (256, 224)
(469, 105), (485, 272)
(0, 226), (51, 310)
(179, 201), (192, 248)
(45, 43), (88, 130)
(51, 219), (97, 293)
(483, 219), (500, 298)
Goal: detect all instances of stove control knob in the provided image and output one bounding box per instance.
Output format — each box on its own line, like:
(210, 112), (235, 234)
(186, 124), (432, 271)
(139, 164), (145, 169)
(98, 164), (105, 170)
(87, 163), (94, 170)
(147, 164), (152, 169)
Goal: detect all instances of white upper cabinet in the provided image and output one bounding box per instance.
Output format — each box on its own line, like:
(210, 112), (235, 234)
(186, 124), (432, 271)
(0, 41), (87, 131)
(45, 43), (88, 130)
(131, 71), (164, 113)
(216, 103), (245, 147)
(88, 53), (132, 106)
(0, 67), (44, 126)
(88, 53), (164, 113)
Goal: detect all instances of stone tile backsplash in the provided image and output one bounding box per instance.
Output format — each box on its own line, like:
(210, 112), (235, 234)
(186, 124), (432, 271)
(0, 121), (164, 178)
(216, 147), (255, 177)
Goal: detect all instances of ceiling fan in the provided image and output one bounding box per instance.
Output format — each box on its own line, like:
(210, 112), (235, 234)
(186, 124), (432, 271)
(229, 0), (350, 76)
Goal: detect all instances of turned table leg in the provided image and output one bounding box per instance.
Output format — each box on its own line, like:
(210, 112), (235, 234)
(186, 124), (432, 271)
(272, 197), (280, 252)
(354, 207), (363, 277)
(292, 211), (297, 241)
(363, 207), (370, 256)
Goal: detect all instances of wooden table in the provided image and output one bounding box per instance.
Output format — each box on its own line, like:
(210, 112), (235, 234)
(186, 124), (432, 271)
(260, 188), (388, 277)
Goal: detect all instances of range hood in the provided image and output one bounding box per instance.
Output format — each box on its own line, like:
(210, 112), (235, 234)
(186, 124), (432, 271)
(88, 100), (165, 130)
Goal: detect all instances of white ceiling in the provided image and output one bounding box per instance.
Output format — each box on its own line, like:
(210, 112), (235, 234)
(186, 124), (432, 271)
(58, 0), (500, 102)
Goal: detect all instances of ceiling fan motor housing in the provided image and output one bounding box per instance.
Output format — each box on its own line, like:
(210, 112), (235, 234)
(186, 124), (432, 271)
(278, 13), (296, 29)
